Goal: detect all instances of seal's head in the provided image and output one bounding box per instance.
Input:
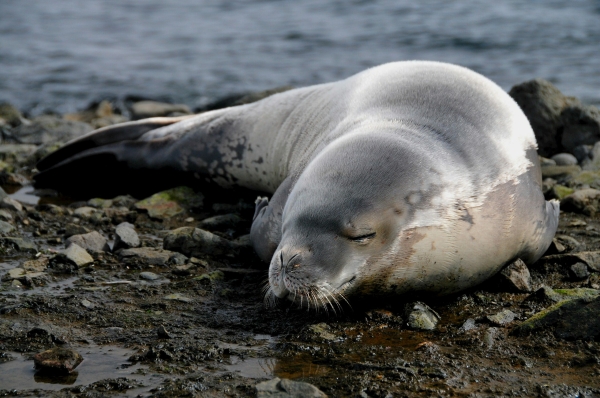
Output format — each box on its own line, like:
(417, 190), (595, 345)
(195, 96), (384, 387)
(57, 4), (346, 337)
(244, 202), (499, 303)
(267, 131), (434, 310)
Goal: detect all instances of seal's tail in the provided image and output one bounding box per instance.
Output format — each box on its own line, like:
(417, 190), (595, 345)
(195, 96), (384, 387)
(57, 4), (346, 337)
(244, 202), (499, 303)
(34, 116), (195, 197)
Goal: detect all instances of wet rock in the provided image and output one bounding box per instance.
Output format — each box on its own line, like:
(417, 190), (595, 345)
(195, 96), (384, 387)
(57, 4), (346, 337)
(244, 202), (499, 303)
(156, 325), (172, 339)
(0, 237), (37, 253)
(13, 115), (93, 145)
(66, 231), (110, 253)
(513, 296), (600, 340)
(72, 206), (98, 219)
(0, 220), (14, 234)
(0, 102), (25, 126)
(119, 247), (185, 266)
(1, 197), (23, 212)
(255, 377), (327, 398)
(33, 347), (83, 374)
(140, 271), (160, 281)
(307, 323), (338, 341)
(163, 227), (241, 257)
(570, 262), (591, 280)
(508, 79), (579, 157)
(63, 223), (91, 239)
(486, 309), (516, 326)
(60, 243), (94, 267)
(551, 153), (578, 166)
(498, 259), (532, 292)
(561, 188), (600, 214)
(134, 186), (203, 219)
(113, 222), (140, 251)
(130, 100), (191, 120)
(198, 213), (245, 232)
(560, 105), (600, 152)
(2, 267), (26, 281)
(405, 302), (440, 331)
(22, 257), (49, 272)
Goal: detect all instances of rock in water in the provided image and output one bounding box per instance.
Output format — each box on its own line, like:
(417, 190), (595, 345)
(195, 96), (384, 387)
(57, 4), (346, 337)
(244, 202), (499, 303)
(33, 347), (83, 374)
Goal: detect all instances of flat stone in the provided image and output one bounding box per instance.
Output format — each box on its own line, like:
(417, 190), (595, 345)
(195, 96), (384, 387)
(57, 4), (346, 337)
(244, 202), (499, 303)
(119, 247), (183, 266)
(541, 251), (600, 271)
(163, 227), (241, 257)
(0, 220), (15, 234)
(551, 153), (578, 166)
(140, 271), (160, 281)
(405, 302), (440, 331)
(72, 206), (98, 219)
(81, 299), (94, 309)
(525, 286), (599, 306)
(163, 293), (192, 303)
(541, 165), (581, 182)
(2, 267), (25, 281)
(113, 222), (140, 251)
(33, 347), (83, 374)
(256, 377), (327, 398)
(307, 323), (337, 341)
(498, 259), (532, 292)
(60, 243), (94, 267)
(66, 231), (110, 253)
(134, 186), (203, 219)
(198, 214), (245, 232)
(22, 257), (49, 272)
(0, 197), (23, 212)
(87, 198), (113, 208)
(487, 309), (516, 326)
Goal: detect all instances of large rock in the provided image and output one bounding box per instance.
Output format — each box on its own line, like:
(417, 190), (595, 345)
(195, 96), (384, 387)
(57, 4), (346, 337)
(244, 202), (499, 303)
(255, 377), (327, 398)
(509, 79), (579, 157)
(33, 347), (83, 374)
(135, 186), (203, 219)
(163, 227), (241, 257)
(130, 101), (191, 120)
(560, 105), (600, 153)
(66, 231), (110, 253)
(12, 115), (93, 145)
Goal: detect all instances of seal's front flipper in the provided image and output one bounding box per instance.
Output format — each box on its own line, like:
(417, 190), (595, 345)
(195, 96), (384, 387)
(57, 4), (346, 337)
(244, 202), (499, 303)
(250, 177), (293, 263)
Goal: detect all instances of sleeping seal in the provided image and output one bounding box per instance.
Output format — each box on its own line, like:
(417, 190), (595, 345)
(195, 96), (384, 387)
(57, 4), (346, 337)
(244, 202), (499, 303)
(35, 61), (559, 308)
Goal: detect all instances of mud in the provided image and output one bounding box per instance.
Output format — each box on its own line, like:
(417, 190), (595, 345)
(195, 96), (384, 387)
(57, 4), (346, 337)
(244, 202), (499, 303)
(0, 182), (598, 398)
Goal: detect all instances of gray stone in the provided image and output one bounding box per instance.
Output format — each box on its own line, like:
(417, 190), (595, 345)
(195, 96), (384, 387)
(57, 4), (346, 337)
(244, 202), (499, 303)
(66, 231), (110, 253)
(0, 187), (7, 201)
(573, 144), (593, 163)
(508, 79), (580, 157)
(0, 220), (14, 234)
(60, 243), (94, 267)
(0, 197), (23, 212)
(72, 206), (98, 219)
(87, 198), (113, 209)
(140, 271), (160, 281)
(483, 327), (498, 349)
(1, 268), (25, 281)
(0, 209), (12, 221)
(163, 227), (242, 257)
(0, 237), (37, 253)
(460, 318), (477, 332)
(256, 377), (327, 398)
(561, 188), (600, 214)
(498, 259), (532, 292)
(22, 257), (49, 272)
(524, 286), (599, 306)
(542, 251), (600, 272)
(163, 293), (192, 303)
(119, 247), (185, 266)
(33, 347), (83, 374)
(405, 302), (440, 331)
(63, 223), (91, 239)
(198, 214), (245, 232)
(13, 115), (93, 145)
(570, 262), (591, 280)
(540, 165), (581, 182)
(551, 153), (578, 166)
(560, 105), (600, 153)
(130, 101), (191, 120)
(113, 222), (140, 251)
(487, 309), (516, 326)
(81, 299), (94, 309)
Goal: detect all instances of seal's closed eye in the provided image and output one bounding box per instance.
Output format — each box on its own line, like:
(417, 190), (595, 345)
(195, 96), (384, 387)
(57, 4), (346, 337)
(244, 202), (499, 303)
(347, 232), (376, 243)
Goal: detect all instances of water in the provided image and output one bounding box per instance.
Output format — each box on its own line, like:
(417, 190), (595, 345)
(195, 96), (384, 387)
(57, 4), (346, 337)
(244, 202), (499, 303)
(1, 0), (600, 116)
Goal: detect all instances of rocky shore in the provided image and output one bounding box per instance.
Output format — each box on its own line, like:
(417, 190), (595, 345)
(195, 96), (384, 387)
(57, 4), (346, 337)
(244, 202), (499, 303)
(0, 81), (599, 397)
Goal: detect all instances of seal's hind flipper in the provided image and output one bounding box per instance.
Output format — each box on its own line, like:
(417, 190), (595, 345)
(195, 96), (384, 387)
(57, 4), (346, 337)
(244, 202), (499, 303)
(37, 116), (194, 171)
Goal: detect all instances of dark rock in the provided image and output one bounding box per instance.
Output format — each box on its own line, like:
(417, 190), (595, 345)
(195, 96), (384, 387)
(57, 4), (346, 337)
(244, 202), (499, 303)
(113, 222), (140, 251)
(156, 325), (172, 339)
(573, 144), (593, 163)
(198, 213), (246, 233)
(498, 258), (532, 292)
(255, 377), (327, 398)
(508, 79), (579, 157)
(0, 102), (25, 126)
(63, 223), (91, 239)
(560, 105), (600, 153)
(0, 237), (37, 253)
(570, 262), (590, 280)
(12, 115), (93, 145)
(404, 302), (440, 330)
(524, 286), (599, 306)
(66, 231), (110, 253)
(551, 153), (578, 166)
(541, 251), (600, 272)
(163, 227), (242, 257)
(130, 101), (191, 120)
(33, 347), (83, 374)
(543, 238), (566, 256)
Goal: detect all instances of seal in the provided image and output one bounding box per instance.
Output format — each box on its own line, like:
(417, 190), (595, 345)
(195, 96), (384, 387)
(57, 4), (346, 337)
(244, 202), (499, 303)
(35, 61), (559, 309)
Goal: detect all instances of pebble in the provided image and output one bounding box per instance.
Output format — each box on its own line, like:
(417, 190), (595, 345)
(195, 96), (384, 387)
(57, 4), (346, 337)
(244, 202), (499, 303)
(33, 347), (83, 374)
(256, 377), (327, 398)
(156, 325), (172, 339)
(113, 222), (140, 251)
(0, 197), (23, 212)
(551, 153), (578, 166)
(63, 223), (91, 238)
(134, 186), (203, 219)
(405, 302), (440, 331)
(163, 227), (241, 257)
(0, 237), (37, 253)
(119, 247), (184, 266)
(569, 262), (591, 280)
(483, 327), (498, 348)
(60, 243), (94, 267)
(140, 271), (160, 281)
(81, 299), (94, 308)
(460, 318), (477, 332)
(0, 220), (15, 234)
(498, 259), (532, 292)
(22, 257), (49, 272)
(66, 231), (110, 253)
(487, 309), (516, 326)
(163, 293), (193, 303)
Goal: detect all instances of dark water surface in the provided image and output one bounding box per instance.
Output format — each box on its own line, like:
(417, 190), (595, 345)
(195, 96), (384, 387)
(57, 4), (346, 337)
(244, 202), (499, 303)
(2, 0), (600, 115)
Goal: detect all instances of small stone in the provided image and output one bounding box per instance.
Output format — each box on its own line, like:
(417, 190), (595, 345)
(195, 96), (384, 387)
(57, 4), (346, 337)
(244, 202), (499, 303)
(498, 259), (532, 292)
(570, 262), (591, 280)
(405, 302), (440, 331)
(130, 100), (191, 120)
(81, 299), (94, 308)
(483, 327), (498, 348)
(551, 153), (578, 166)
(307, 323), (337, 341)
(63, 223), (91, 238)
(0, 237), (37, 253)
(156, 325), (172, 339)
(140, 271), (160, 281)
(120, 247), (183, 266)
(134, 186), (203, 219)
(113, 222), (140, 251)
(256, 377), (327, 398)
(66, 231), (110, 253)
(33, 347), (83, 374)
(11, 279), (23, 288)
(2, 267), (26, 281)
(460, 318), (477, 332)
(60, 243), (94, 267)
(163, 227), (241, 257)
(487, 309), (516, 326)
(163, 293), (192, 303)
(561, 189), (600, 214)
(0, 197), (23, 212)
(73, 206), (98, 219)
(0, 220), (15, 234)
(22, 257), (49, 272)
